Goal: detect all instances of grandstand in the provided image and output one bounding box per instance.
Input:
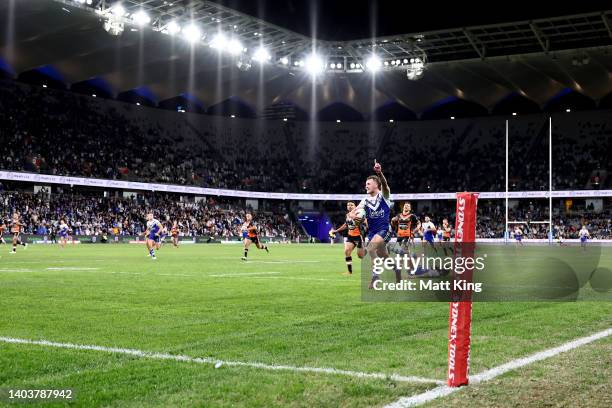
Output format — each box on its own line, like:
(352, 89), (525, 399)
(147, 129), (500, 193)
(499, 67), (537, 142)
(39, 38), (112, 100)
(1, 1), (611, 407)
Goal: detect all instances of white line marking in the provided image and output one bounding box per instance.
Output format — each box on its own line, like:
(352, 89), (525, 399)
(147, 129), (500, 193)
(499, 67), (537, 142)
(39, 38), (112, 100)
(46, 267), (100, 271)
(0, 336), (442, 385)
(250, 276), (354, 282)
(0, 268), (33, 272)
(384, 327), (612, 407)
(209, 272), (281, 277)
(157, 273), (194, 277)
(246, 260), (322, 264)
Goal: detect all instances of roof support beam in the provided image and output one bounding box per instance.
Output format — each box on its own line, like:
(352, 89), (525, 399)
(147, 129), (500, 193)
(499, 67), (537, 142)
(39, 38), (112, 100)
(463, 29), (486, 60)
(602, 12), (612, 40)
(529, 22), (550, 54)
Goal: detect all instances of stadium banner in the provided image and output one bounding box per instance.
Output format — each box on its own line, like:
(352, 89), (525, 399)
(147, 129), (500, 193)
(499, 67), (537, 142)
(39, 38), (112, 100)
(447, 192), (478, 387)
(2, 171), (612, 201)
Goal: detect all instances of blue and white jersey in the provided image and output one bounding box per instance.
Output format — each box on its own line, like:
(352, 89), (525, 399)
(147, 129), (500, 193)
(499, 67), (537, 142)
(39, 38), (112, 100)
(421, 221), (436, 242)
(59, 223), (69, 237)
(358, 192), (392, 239)
(514, 228), (522, 240)
(579, 228), (589, 242)
(147, 219), (162, 240)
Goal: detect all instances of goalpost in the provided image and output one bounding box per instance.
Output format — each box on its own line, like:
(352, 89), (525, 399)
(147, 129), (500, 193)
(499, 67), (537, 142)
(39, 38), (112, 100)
(504, 117), (554, 244)
(450, 116), (557, 387)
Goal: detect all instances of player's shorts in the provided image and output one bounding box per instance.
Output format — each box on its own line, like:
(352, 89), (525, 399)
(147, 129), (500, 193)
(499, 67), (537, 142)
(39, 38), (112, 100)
(59, 232), (67, 238)
(443, 236), (451, 242)
(247, 235), (259, 245)
(515, 236), (522, 241)
(367, 226), (392, 243)
(242, 232), (248, 239)
(344, 234), (363, 248)
(580, 236), (587, 242)
(148, 233), (160, 242)
(424, 234), (435, 243)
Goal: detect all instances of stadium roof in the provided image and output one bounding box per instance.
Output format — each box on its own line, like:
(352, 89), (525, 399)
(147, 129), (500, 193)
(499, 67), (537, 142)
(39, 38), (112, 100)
(1, 0), (611, 116)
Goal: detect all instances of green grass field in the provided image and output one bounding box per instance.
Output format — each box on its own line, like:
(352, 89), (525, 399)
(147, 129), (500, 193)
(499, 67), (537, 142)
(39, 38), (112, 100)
(1, 243), (611, 407)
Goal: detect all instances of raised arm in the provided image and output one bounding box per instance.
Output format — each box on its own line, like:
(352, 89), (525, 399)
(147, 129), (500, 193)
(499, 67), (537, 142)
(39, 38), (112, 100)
(374, 160), (390, 199)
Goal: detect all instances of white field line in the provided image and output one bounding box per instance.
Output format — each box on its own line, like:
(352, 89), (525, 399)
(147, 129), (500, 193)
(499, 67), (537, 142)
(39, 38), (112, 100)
(0, 268), (33, 272)
(0, 336), (442, 385)
(249, 276), (354, 282)
(209, 272), (281, 277)
(384, 327), (612, 408)
(46, 267), (100, 271)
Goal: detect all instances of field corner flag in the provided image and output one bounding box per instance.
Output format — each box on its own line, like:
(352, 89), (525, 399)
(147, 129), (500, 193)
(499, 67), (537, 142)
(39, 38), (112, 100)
(448, 192), (479, 387)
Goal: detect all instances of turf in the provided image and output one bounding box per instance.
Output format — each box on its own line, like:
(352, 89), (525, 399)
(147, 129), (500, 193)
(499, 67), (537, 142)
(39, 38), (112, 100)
(0, 243), (611, 407)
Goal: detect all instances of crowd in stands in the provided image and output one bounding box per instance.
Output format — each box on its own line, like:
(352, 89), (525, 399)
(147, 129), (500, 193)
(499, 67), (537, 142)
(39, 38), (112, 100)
(0, 190), (300, 241)
(1, 78), (611, 194)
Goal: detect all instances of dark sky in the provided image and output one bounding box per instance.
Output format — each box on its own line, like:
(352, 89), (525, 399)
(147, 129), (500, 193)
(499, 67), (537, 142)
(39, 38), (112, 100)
(212, 0), (612, 40)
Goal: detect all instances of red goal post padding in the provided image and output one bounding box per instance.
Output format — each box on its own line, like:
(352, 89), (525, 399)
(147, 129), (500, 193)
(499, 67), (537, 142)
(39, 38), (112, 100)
(448, 192), (479, 387)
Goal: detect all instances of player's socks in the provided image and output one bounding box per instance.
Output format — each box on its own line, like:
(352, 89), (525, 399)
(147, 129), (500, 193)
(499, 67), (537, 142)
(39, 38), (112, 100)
(244, 248), (248, 258)
(149, 248), (155, 258)
(12, 245), (16, 253)
(345, 256), (353, 274)
(264, 245), (269, 253)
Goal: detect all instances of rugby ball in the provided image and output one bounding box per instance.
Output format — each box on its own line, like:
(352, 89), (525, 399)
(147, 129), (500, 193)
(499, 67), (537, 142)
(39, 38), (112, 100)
(355, 208), (366, 220)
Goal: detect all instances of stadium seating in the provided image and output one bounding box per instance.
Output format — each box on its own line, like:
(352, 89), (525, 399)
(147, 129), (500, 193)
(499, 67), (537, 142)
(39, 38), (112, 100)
(1, 78), (611, 194)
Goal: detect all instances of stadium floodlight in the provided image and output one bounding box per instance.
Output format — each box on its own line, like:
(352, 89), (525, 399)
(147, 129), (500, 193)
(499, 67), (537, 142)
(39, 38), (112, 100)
(349, 62), (356, 69)
(566, 108), (571, 112)
(365, 55), (382, 72)
(395, 59), (401, 65)
(450, 116), (455, 119)
(252, 47), (271, 63)
(305, 54), (324, 75)
(336, 119), (341, 123)
(403, 58), (408, 64)
(280, 57), (289, 65)
(329, 62), (335, 69)
(230, 114), (236, 118)
(283, 118), (288, 122)
(512, 112), (517, 116)
(92, 94), (97, 98)
(227, 39), (243, 55)
(389, 119), (394, 123)
(132, 10), (151, 26)
(166, 21), (181, 35)
(111, 4), (125, 17)
(183, 24), (202, 43)
(298, 60), (305, 67)
(210, 33), (227, 49)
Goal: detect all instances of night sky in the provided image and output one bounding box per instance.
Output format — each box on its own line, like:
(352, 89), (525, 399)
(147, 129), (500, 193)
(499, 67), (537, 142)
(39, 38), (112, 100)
(211, 0), (612, 40)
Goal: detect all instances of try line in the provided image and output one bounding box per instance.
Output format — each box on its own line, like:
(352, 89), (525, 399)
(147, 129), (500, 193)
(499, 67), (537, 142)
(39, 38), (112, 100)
(0, 336), (442, 385)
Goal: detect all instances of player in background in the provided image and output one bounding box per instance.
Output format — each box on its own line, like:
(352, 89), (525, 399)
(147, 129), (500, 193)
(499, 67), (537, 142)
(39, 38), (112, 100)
(58, 219), (69, 248)
(329, 201), (367, 276)
(579, 225), (590, 249)
(391, 202), (419, 253)
(171, 221), (180, 247)
(349, 160), (401, 287)
(0, 220), (6, 245)
(9, 213), (27, 254)
(144, 212), (162, 260)
(241, 213), (269, 261)
(514, 226), (524, 246)
(420, 216), (437, 253)
(439, 218), (452, 255)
